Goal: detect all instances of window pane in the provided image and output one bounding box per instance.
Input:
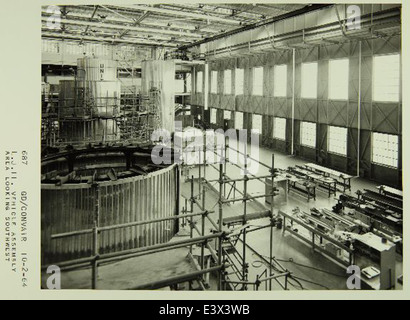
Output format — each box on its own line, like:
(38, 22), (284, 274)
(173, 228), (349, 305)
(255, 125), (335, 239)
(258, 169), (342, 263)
(176, 79), (185, 93)
(186, 74), (192, 93)
(235, 112), (244, 130)
(253, 67), (264, 96)
(211, 71), (218, 94)
(210, 108), (217, 124)
(301, 62), (318, 99)
(235, 69), (244, 95)
(274, 118), (287, 140)
(252, 115), (262, 134)
(224, 111), (232, 120)
(274, 65), (287, 97)
(328, 126), (347, 156)
(329, 59), (349, 100)
(373, 54), (400, 102)
(197, 72), (203, 93)
(224, 70), (232, 95)
(372, 132), (399, 168)
(301, 122), (317, 148)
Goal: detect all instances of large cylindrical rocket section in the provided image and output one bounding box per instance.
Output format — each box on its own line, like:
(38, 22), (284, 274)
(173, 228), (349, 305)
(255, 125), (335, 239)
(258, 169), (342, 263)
(58, 57), (122, 144)
(142, 60), (176, 134)
(41, 146), (180, 266)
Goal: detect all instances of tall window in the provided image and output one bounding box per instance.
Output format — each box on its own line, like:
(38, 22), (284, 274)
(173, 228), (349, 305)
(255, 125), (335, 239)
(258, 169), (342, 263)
(186, 74), (192, 93)
(176, 77), (185, 93)
(210, 108), (217, 124)
(301, 122), (317, 148)
(253, 67), (264, 96)
(224, 110), (232, 120)
(224, 70), (232, 95)
(328, 126), (348, 156)
(252, 114), (262, 134)
(373, 54), (400, 103)
(274, 117), (287, 140)
(197, 72), (203, 93)
(274, 65), (287, 97)
(329, 59), (349, 100)
(372, 133), (399, 168)
(301, 62), (318, 99)
(211, 71), (218, 94)
(235, 69), (244, 95)
(235, 112), (244, 130)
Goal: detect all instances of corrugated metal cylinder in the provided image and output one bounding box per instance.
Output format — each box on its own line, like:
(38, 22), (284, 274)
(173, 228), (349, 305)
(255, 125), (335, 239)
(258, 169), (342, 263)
(41, 161), (180, 265)
(77, 57), (118, 82)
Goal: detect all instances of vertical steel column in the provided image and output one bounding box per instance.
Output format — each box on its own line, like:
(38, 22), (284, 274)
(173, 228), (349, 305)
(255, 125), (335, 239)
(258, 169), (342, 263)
(190, 176), (194, 255)
(224, 136), (228, 198)
(218, 146), (224, 291)
(291, 48), (296, 156)
(242, 143), (248, 289)
(201, 187), (206, 276)
(199, 142), (202, 200)
(269, 154), (275, 290)
(92, 183), (100, 289)
(357, 41), (362, 177)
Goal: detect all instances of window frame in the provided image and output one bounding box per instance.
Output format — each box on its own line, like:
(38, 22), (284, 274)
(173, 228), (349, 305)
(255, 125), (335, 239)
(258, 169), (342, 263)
(211, 71), (218, 94)
(274, 64), (288, 98)
(328, 58), (350, 101)
(273, 117), (287, 141)
(235, 112), (244, 130)
(210, 108), (217, 125)
(328, 125), (348, 157)
(235, 68), (245, 96)
(301, 62), (318, 99)
(224, 69), (232, 95)
(372, 53), (401, 103)
(371, 132), (399, 169)
(253, 67), (264, 96)
(197, 71), (203, 93)
(300, 121), (317, 149)
(252, 114), (263, 135)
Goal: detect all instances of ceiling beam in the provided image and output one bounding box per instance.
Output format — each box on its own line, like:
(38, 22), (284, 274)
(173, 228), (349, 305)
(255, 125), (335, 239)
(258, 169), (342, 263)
(42, 26), (192, 43)
(41, 16), (202, 38)
(80, 5), (99, 45)
(41, 8), (217, 35)
(42, 32), (178, 47)
(179, 4), (334, 50)
(112, 4), (241, 25)
(118, 11), (151, 39)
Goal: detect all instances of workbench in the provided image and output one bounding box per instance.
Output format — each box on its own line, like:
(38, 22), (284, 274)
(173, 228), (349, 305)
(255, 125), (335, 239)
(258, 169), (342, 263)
(287, 175), (317, 202)
(362, 189), (403, 215)
(354, 233), (396, 290)
(292, 166), (337, 198)
(279, 210), (354, 267)
(303, 163), (353, 193)
(378, 185), (403, 200)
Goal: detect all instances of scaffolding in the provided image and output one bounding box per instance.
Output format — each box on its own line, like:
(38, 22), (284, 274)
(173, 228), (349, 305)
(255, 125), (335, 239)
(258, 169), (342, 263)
(41, 130), (297, 291)
(41, 84), (162, 148)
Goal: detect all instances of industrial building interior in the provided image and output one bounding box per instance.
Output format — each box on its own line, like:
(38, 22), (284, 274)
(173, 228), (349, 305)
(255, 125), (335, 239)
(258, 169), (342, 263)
(41, 3), (403, 291)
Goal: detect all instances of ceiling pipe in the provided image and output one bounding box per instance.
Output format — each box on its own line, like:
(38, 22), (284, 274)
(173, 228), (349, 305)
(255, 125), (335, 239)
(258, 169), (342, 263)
(41, 16), (203, 39)
(112, 4), (241, 25)
(42, 32), (178, 47)
(201, 7), (401, 59)
(179, 4), (334, 50)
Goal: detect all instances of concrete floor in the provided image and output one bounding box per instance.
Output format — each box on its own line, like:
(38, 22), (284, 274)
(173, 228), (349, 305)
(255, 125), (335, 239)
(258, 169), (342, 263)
(181, 145), (403, 291)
